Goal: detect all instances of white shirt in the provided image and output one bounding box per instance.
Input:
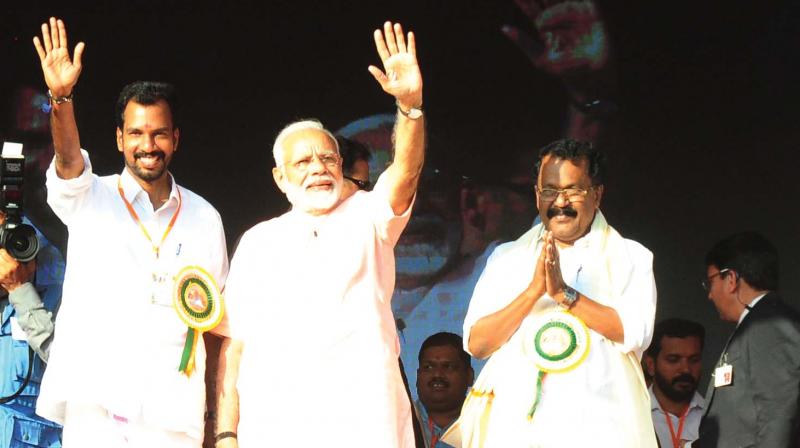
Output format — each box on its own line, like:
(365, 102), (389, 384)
(460, 212), (658, 447)
(649, 386), (705, 448)
(37, 150), (228, 440)
(222, 177), (414, 448)
(737, 292), (767, 326)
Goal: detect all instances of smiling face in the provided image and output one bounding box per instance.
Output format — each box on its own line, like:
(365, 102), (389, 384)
(536, 154), (603, 245)
(116, 100), (179, 184)
(272, 128), (343, 215)
(416, 345), (473, 414)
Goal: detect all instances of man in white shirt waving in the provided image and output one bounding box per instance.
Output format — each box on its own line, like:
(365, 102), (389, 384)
(32, 17), (228, 448)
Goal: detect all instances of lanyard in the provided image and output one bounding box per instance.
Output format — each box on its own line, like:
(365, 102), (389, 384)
(118, 178), (182, 258)
(427, 416), (438, 447)
(660, 403), (689, 448)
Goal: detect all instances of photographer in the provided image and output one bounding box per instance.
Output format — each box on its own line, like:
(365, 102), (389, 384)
(0, 211), (65, 447)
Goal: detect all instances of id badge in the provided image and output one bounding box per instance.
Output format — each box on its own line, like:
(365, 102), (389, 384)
(714, 363), (733, 387)
(151, 271), (174, 307)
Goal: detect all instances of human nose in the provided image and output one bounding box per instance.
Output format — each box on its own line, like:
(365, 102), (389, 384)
(306, 154), (327, 174)
(552, 190), (570, 206)
(140, 134), (156, 151)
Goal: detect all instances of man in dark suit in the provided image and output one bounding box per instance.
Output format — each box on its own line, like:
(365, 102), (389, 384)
(696, 231), (800, 447)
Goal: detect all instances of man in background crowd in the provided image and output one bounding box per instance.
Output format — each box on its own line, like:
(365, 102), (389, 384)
(415, 332), (473, 448)
(645, 318), (706, 448)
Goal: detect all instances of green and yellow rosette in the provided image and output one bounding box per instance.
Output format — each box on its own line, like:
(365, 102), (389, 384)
(523, 310), (590, 419)
(173, 266), (224, 376)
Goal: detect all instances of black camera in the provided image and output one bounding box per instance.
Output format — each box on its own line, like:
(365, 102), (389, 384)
(0, 143), (39, 262)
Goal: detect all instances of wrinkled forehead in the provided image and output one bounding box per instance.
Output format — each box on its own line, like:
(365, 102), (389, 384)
(283, 129), (338, 162)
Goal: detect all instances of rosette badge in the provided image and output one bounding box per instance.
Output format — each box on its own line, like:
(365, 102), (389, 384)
(173, 266), (224, 376)
(523, 311), (590, 419)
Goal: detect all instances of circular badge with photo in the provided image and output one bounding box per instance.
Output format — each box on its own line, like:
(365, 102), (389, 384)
(524, 310), (590, 373)
(173, 266), (224, 332)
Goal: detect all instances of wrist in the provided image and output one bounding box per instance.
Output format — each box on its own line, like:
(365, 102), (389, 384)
(396, 96), (423, 112)
(557, 285), (579, 309)
(48, 89), (74, 105)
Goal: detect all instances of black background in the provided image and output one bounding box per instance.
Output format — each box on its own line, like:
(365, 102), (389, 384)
(2, 0), (799, 385)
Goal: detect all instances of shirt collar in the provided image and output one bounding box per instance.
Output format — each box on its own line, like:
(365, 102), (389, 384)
(736, 292), (767, 326)
(119, 167), (179, 209)
(648, 385), (706, 413)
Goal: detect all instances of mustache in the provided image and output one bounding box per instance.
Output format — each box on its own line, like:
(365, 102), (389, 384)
(547, 206), (578, 219)
(428, 377), (450, 388)
(134, 150), (166, 160)
(303, 174), (336, 189)
(672, 374), (696, 386)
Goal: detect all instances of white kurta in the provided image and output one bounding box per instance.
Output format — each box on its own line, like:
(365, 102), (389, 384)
(38, 150), (228, 440)
(452, 212), (657, 447)
(222, 176), (414, 447)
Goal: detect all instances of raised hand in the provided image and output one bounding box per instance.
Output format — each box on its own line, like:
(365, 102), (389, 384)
(503, 0), (608, 76)
(33, 17), (85, 97)
(368, 21), (423, 110)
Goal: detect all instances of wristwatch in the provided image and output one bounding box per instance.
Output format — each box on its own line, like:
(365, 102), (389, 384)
(397, 102), (423, 120)
(560, 285), (579, 309)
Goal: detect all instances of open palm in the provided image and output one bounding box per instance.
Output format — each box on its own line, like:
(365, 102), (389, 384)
(33, 18), (85, 96)
(368, 22), (423, 109)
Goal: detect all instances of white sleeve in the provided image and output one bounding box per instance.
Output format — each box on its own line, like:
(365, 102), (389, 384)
(612, 242), (657, 359)
(462, 242), (531, 356)
(367, 173), (414, 247)
(45, 149), (96, 225)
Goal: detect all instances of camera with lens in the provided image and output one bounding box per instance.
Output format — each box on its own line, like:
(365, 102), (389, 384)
(0, 142), (39, 262)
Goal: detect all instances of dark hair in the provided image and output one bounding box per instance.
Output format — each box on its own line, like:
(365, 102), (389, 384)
(705, 231), (779, 291)
(533, 138), (606, 185)
(646, 318), (705, 358)
(115, 81), (179, 129)
(419, 332), (471, 370)
(336, 136), (372, 176)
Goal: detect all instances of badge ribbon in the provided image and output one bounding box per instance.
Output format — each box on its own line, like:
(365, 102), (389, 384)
(524, 310), (590, 419)
(173, 266), (224, 376)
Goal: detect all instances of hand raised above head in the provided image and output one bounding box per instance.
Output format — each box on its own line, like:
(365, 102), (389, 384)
(33, 17), (85, 98)
(368, 21), (423, 111)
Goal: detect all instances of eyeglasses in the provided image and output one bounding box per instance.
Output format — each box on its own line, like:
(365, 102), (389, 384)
(344, 175), (372, 191)
(701, 268), (730, 292)
(535, 186), (594, 202)
(290, 152), (341, 172)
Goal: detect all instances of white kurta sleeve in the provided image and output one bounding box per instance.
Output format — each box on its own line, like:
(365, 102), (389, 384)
(612, 241), (657, 358)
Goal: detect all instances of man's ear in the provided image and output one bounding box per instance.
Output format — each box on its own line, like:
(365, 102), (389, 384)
(725, 270), (740, 294)
(172, 127), (180, 152)
(116, 127), (124, 153)
(468, 367), (475, 386)
(593, 184), (604, 209)
(272, 166), (287, 194)
(644, 355), (656, 377)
